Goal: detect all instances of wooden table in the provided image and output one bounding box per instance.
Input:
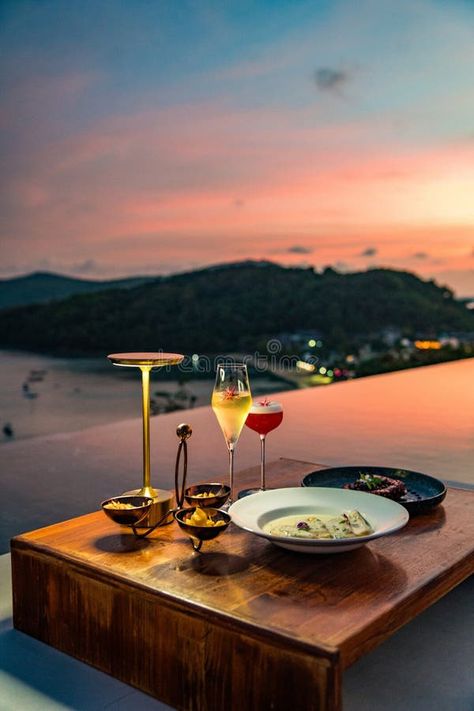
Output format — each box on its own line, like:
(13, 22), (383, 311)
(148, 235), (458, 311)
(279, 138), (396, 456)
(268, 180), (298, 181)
(11, 459), (474, 711)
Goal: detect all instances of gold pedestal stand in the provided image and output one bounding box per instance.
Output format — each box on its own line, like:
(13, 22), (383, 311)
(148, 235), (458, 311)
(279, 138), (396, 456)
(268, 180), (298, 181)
(107, 352), (184, 527)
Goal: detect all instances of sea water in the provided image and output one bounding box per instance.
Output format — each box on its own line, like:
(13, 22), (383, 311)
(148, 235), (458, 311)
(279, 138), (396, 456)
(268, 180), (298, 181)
(0, 350), (283, 443)
(0, 350), (204, 442)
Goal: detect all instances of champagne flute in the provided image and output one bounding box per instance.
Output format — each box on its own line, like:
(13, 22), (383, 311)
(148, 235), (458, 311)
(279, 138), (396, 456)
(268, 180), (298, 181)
(240, 399), (283, 497)
(211, 362), (252, 507)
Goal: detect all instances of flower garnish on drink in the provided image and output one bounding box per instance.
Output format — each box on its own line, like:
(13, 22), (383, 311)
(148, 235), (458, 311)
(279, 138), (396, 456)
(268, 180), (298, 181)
(212, 387), (252, 446)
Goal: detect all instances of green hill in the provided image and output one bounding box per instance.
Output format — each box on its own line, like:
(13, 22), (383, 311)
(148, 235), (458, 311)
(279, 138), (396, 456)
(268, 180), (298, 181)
(0, 262), (471, 355)
(0, 271), (156, 309)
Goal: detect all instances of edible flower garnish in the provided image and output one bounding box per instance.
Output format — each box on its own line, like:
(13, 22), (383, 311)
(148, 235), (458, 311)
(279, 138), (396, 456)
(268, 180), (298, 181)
(296, 521), (310, 531)
(222, 386), (238, 400)
(258, 398), (271, 406)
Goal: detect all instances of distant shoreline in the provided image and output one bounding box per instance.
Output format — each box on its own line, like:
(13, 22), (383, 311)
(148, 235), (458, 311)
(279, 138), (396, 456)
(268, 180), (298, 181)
(0, 349), (292, 445)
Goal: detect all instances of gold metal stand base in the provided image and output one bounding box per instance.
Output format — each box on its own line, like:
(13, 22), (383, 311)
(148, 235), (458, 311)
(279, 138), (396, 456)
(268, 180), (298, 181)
(122, 488), (174, 527)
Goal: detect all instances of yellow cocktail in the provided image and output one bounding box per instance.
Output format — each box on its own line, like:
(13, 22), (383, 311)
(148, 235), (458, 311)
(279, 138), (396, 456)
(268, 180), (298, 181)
(211, 389), (252, 445)
(211, 363), (252, 507)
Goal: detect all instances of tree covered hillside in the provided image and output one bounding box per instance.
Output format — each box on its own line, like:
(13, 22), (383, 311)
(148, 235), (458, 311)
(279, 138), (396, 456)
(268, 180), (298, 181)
(0, 262), (471, 355)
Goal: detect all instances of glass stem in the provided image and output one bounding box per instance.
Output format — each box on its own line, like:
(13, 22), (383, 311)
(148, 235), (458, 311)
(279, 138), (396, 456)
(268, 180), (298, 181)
(228, 443), (235, 504)
(260, 435), (266, 491)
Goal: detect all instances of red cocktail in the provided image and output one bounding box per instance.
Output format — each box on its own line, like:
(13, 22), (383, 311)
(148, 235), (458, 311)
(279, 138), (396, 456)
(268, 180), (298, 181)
(246, 405), (283, 435)
(242, 399), (283, 495)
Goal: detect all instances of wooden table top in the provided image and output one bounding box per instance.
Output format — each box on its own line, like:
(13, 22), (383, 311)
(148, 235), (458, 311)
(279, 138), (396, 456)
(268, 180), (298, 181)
(12, 458), (474, 669)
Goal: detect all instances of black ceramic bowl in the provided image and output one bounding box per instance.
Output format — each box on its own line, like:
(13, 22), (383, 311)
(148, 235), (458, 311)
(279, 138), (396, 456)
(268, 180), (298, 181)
(184, 483), (231, 509)
(101, 495), (153, 526)
(174, 506), (231, 549)
(301, 466), (447, 514)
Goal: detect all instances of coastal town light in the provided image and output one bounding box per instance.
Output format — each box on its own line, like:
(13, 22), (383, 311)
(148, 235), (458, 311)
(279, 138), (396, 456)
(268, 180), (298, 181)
(296, 360), (315, 372)
(415, 340), (442, 350)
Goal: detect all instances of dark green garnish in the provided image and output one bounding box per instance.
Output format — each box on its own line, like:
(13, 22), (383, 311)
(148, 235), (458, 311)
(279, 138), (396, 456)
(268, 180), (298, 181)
(358, 473), (384, 490)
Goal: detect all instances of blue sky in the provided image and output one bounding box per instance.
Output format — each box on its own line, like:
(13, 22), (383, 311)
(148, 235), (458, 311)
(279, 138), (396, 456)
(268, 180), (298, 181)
(1, 0), (473, 293)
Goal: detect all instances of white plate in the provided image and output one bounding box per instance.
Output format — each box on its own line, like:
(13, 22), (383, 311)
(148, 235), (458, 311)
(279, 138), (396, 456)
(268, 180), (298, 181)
(229, 487), (409, 553)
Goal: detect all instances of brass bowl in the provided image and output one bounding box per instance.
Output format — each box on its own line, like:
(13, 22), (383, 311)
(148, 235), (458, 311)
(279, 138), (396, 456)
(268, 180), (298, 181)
(184, 483), (231, 509)
(101, 495), (153, 526)
(174, 506), (231, 551)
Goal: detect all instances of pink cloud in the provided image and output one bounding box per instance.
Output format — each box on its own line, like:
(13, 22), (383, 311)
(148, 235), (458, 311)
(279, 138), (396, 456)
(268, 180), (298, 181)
(2, 99), (473, 286)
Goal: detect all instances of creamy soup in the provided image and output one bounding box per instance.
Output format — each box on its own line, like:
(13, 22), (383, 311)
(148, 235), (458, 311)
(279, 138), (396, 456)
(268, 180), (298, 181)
(264, 510), (373, 540)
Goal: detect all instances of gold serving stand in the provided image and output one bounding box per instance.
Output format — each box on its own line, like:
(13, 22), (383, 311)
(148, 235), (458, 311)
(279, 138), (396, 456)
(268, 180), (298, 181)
(107, 352), (184, 526)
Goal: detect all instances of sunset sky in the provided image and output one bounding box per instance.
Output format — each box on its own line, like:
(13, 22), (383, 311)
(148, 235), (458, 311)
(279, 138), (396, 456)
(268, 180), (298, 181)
(1, 0), (473, 294)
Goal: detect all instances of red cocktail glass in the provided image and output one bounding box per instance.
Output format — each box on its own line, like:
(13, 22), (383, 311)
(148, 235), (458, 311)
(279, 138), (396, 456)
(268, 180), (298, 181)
(240, 399), (283, 497)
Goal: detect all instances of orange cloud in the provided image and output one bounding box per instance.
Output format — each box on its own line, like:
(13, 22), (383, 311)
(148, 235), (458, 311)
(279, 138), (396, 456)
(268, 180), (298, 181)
(1, 100), (472, 293)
